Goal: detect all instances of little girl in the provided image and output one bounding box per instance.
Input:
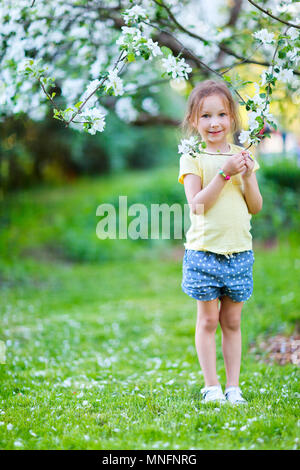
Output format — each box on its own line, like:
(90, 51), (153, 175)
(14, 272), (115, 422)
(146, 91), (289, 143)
(178, 80), (263, 404)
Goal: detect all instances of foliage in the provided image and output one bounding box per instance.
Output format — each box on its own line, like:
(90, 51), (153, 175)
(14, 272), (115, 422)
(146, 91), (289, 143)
(0, 102), (181, 191)
(1, 163), (299, 267)
(0, 0), (299, 145)
(259, 159), (300, 191)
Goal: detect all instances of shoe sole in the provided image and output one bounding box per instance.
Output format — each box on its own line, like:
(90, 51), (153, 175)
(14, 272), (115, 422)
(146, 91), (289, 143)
(201, 399), (227, 404)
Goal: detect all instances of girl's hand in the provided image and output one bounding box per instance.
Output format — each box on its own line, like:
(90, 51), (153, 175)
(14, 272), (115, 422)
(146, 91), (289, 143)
(240, 151), (255, 178)
(222, 151), (247, 177)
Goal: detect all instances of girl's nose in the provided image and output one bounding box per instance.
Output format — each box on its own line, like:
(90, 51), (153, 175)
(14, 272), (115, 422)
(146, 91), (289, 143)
(210, 117), (219, 126)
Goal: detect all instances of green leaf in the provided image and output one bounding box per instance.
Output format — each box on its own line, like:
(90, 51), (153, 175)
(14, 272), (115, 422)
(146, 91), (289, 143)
(127, 52), (135, 62)
(160, 46), (172, 57)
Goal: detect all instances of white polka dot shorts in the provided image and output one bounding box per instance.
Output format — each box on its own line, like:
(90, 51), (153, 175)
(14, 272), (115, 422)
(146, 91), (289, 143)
(182, 249), (255, 302)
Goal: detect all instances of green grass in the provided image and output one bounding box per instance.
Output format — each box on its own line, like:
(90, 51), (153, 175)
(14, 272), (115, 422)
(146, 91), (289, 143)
(0, 167), (299, 450)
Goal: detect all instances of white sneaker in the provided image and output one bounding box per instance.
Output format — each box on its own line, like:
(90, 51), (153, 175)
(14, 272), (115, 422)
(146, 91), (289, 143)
(225, 386), (247, 404)
(201, 385), (226, 403)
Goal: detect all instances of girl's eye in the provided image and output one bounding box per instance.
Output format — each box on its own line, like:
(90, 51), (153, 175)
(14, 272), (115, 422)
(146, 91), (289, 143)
(202, 113), (226, 117)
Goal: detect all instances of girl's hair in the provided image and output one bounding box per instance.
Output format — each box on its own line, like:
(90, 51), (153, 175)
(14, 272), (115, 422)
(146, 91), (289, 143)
(181, 79), (240, 137)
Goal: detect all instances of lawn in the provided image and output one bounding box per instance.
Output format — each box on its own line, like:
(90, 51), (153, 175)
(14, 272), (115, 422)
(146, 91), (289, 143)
(0, 167), (299, 450)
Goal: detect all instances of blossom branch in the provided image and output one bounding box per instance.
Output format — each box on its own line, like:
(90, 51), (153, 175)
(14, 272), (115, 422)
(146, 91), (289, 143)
(152, 0), (279, 69)
(264, 26), (290, 114)
(220, 43), (262, 75)
(37, 78), (61, 113)
(143, 19), (247, 105)
(66, 49), (126, 126)
(248, 0), (300, 30)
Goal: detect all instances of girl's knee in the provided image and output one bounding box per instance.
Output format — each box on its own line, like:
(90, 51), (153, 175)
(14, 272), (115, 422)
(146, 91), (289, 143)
(196, 300), (220, 332)
(220, 315), (241, 331)
(199, 315), (219, 332)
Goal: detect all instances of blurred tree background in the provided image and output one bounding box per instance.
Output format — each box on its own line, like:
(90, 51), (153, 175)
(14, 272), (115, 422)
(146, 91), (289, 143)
(0, 0), (299, 249)
(0, 82), (185, 191)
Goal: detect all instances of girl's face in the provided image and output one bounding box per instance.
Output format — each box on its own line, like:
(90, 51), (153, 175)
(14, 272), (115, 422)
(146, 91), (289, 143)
(194, 94), (233, 149)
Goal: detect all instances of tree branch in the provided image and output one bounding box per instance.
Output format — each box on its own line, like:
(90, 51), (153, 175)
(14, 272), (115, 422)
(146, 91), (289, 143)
(225, 0), (243, 27)
(133, 114), (181, 127)
(152, 0), (278, 69)
(248, 0), (300, 29)
(66, 49), (126, 126)
(144, 20), (247, 105)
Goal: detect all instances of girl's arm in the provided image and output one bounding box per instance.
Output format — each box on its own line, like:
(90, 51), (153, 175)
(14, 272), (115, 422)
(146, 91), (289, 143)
(183, 172), (228, 215)
(242, 172), (263, 215)
(242, 155), (263, 215)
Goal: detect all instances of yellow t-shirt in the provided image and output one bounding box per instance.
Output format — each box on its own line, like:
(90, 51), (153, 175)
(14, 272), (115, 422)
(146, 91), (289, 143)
(178, 143), (260, 255)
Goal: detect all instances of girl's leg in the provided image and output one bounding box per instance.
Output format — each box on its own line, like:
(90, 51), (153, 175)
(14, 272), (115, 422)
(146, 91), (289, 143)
(219, 295), (244, 388)
(195, 298), (220, 387)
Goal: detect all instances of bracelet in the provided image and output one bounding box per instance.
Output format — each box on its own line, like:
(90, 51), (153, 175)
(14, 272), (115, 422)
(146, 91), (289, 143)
(218, 169), (231, 180)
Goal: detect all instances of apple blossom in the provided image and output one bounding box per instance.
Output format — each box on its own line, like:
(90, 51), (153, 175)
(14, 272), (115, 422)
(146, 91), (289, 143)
(252, 29), (275, 45)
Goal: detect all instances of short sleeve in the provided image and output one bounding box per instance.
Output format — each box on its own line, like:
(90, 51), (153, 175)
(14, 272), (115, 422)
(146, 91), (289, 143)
(178, 154), (203, 185)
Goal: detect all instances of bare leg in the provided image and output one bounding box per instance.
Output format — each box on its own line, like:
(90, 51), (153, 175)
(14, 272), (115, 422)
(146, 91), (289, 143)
(195, 298), (220, 387)
(219, 295), (244, 388)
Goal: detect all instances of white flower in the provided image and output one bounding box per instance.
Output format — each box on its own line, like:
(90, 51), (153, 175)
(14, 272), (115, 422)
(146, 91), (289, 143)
(85, 79), (101, 97)
(82, 107), (106, 135)
(161, 55), (192, 82)
(79, 79), (101, 109)
(146, 39), (162, 58)
(105, 69), (124, 96)
(253, 29), (275, 45)
(166, 379), (175, 385)
(14, 440), (23, 447)
(115, 96), (138, 123)
(141, 97), (159, 115)
(7, 423), (13, 430)
(0, 81), (7, 105)
(178, 136), (198, 155)
(277, 67), (294, 84)
(286, 48), (299, 64)
(238, 130), (251, 144)
(248, 111), (261, 131)
(288, 29), (299, 41)
(123, 5), (147, 25)
(116, 26), (142, 46)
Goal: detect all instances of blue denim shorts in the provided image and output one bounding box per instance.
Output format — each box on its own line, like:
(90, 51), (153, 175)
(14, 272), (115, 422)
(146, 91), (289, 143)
(182, 249), (255, 303)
